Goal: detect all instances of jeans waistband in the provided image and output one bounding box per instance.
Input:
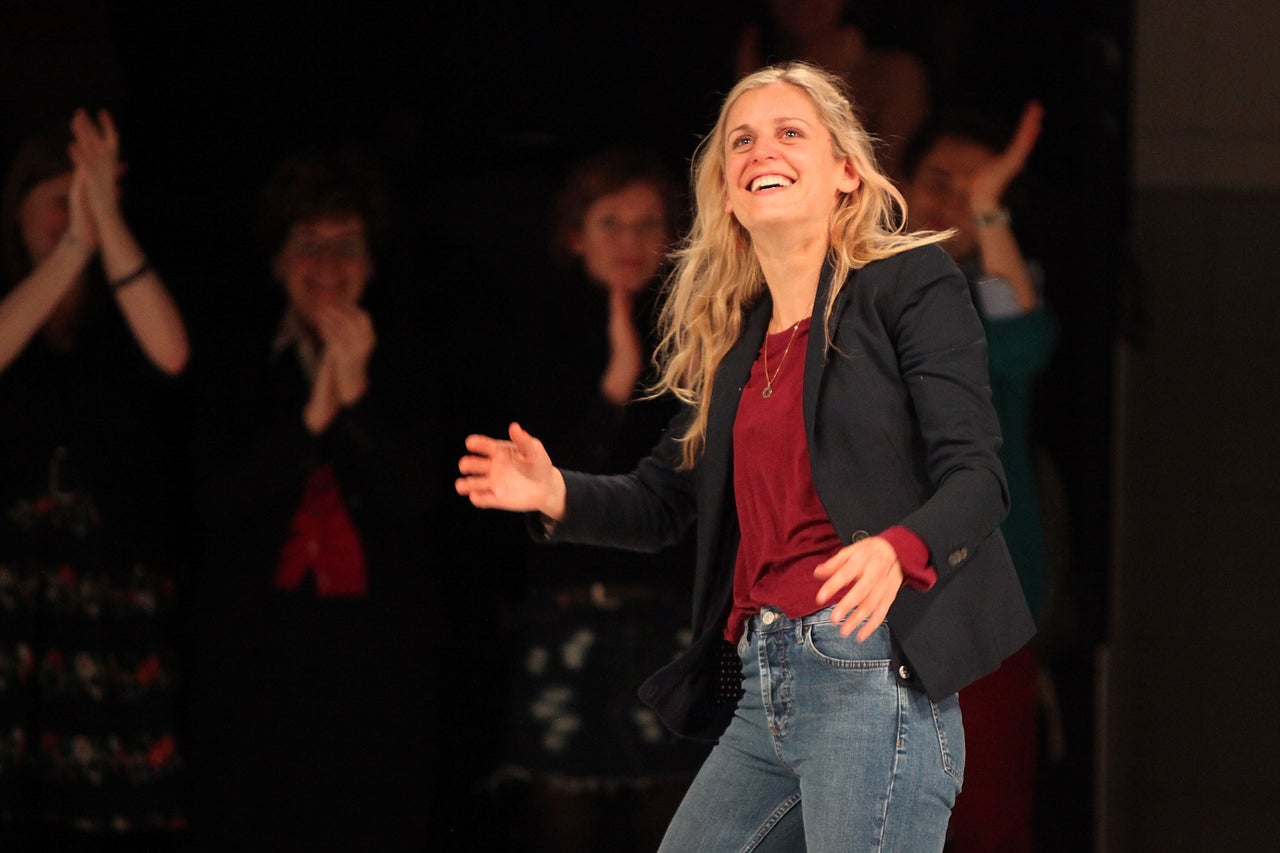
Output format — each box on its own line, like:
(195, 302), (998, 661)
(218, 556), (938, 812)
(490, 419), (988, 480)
(743, 605), (838, 641)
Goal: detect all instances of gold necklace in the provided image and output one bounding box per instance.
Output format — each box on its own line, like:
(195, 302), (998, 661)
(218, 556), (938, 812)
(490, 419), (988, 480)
(761, 321), (801, 398)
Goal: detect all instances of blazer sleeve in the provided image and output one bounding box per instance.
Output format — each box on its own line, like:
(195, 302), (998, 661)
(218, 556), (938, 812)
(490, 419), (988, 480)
(887, 247), (1010, 576)
(535, 406), (698, 553)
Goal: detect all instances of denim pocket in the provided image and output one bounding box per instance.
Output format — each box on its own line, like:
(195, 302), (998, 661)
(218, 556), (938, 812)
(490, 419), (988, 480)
(927, 691), (965, 785)
(802, 621), (892, 670)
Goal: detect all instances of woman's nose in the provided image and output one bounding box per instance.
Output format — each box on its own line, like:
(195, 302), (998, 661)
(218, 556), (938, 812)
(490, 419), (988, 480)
(752, 138), (778, 161)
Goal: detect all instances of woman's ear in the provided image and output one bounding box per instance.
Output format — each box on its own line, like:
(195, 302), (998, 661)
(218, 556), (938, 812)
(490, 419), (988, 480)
(838, 159), (861, 194)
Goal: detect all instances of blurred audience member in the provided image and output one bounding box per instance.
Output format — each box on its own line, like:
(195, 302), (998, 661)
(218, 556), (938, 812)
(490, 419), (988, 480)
(0, 110), (190, 843)
(492, 149), (707, 853)
(186, 152), (443, 851)
(902, 101), (1057, 853)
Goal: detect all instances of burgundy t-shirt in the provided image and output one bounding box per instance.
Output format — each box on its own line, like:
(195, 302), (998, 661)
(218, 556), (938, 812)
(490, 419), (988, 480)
(725, 317), (935, 643)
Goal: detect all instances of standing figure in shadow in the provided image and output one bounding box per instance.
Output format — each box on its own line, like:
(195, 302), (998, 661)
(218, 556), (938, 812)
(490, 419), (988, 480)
(0, 110), (190, 846)
(186, 152), (442, 852)
(491, 149), (708, 853)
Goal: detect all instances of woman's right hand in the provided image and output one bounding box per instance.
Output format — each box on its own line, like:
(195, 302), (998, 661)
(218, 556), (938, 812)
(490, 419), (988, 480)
(456, 422), (566, 520)
(599, 287), (644, 407)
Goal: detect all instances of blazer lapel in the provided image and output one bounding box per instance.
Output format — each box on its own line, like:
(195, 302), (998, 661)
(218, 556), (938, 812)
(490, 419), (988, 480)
(707, 296), (772, 461)
(690, 297), (771, 623)
(802, 257), (853, 446)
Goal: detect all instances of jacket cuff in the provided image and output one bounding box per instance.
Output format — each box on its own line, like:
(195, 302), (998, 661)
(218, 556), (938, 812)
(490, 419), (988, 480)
(880, 525), (937, 592)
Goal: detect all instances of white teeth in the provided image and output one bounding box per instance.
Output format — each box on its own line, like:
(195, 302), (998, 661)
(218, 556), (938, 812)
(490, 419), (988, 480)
(750, 175), (793, 192)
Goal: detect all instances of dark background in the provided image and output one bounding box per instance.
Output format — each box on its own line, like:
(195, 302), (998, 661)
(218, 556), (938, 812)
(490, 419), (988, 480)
(1, 1), (1133, 848)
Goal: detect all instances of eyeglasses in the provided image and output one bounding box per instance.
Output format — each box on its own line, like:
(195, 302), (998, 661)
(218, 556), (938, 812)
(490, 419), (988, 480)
(586, 216), (668, 240)
(284, 235), (369, 261)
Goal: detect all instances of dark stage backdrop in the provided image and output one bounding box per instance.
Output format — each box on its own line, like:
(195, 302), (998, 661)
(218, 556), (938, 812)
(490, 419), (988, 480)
(1, 3), (1130, 849)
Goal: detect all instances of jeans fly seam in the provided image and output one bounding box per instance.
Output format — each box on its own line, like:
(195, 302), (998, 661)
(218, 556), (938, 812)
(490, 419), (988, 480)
(776, 634), (792, 738)
(756, 631), (775, 740)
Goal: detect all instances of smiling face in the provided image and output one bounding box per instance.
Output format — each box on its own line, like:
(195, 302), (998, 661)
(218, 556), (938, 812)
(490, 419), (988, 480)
(722, 82), (860, 242)
(570, 181), (670, 293)
(273, 216), (372, 331)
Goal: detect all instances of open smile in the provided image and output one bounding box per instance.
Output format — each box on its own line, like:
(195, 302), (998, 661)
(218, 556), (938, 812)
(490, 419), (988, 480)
(749, 174), (794, 192)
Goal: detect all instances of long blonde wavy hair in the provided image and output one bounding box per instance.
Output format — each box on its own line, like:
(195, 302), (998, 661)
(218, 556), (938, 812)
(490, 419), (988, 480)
(651, 61), (947, 468)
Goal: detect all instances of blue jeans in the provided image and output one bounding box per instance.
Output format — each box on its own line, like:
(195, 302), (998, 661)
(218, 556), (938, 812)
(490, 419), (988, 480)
(659, 606), (964, 852)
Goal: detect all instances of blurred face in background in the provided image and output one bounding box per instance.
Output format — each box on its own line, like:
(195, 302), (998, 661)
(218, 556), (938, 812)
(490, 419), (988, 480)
(18, 172), (73, 265)
(570, 181), (670, 294)
(770, 0), (847, 41)
(273, 215), (372, 331)
(18, 171), (87, 344)
(902, 135), (998, 261)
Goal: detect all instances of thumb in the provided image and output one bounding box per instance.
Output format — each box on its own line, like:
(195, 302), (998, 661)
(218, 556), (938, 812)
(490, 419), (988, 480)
(509, 422), (548, 463)
(508, 421), (536, 452)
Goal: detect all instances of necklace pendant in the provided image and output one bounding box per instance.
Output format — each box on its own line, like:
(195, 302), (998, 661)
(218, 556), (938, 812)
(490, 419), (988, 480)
(761, 385), (773, 399)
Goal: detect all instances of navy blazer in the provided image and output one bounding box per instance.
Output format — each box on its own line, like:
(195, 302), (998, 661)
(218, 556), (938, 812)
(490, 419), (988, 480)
(547, 244), (1035, 740)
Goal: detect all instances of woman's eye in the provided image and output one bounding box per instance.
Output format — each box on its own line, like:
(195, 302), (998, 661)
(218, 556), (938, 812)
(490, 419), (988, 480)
(731, 135), (752, 148)
(782, 128), (801, 139)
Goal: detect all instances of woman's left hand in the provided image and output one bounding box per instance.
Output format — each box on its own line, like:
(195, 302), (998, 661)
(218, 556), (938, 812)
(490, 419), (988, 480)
(813, 537), (904, 642)
(968, 101), (1043, 211)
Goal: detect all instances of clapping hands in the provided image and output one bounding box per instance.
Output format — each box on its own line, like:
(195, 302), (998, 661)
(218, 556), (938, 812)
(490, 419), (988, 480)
(66, 108), (125, 250)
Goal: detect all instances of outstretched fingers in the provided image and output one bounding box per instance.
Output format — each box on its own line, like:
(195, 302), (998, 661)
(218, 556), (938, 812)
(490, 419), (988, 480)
(455, 424), (560, 515)
(455, 432), (518, 507)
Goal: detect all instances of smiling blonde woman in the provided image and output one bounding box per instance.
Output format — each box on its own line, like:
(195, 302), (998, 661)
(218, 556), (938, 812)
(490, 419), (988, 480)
(457, 62), (1034, 852)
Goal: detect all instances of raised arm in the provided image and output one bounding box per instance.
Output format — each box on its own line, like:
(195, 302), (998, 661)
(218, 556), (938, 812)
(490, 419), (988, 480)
(968, 101), (1044, 312)
(0, 217), (93, 371)
(70, 108), (189, 376)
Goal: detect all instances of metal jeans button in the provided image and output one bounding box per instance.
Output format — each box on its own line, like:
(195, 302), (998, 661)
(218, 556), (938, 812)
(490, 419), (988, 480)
(761, 610), (778, 625)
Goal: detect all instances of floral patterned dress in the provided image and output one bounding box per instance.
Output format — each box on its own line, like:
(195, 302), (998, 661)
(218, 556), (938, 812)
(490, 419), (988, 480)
(0, 315), (187, 839)
(494, 274), (709, 790)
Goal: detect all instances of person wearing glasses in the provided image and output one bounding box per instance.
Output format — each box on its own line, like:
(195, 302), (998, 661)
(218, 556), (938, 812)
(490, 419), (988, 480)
(187, 152), (441, 851)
